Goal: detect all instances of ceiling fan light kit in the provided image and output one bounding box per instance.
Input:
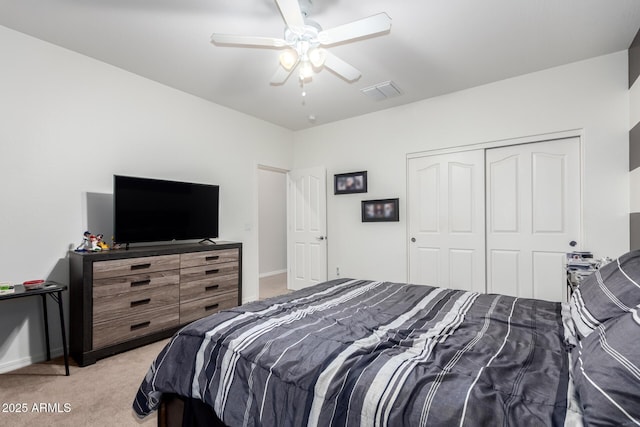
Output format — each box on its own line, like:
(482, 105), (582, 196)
(210, 0), (391, 86)
(307, 47), (326, 68)
(279, 50), (298, 70)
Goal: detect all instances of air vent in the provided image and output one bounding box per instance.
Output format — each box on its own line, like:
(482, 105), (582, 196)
(361, 81), (402, 101)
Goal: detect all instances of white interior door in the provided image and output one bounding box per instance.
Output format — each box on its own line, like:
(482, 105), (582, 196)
(287, 166), (327, 290)
(408, 150), (486, 292)
(486, 137), (581, 301)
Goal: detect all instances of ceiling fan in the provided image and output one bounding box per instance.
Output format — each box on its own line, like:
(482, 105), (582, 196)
(210, 0), (392, 85)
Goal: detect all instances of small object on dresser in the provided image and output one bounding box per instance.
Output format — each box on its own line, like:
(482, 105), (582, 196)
(96, 234), (109, 250)
(75, 231), (109, 252)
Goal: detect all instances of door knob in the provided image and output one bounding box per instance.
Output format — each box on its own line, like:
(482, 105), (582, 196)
(316, 236), (326, 241)
(411, 237), (416, 243)
(569, 241), (577, 247)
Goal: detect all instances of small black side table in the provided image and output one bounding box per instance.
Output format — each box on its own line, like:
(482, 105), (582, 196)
(0, 282), (69, 376)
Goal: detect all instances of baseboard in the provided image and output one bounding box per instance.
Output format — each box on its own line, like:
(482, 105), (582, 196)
(0, 347), (65, 374)
(242, 293), (259, 304)
(258, 269), (287, 279)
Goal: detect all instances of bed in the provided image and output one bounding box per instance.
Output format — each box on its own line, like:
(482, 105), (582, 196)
(133, 251), (640, 427)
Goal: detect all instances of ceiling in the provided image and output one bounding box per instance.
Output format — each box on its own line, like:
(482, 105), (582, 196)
(1, 0), (639, 131)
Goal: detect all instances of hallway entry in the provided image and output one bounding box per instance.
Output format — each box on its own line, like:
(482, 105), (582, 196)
(258, 166), (288, 299)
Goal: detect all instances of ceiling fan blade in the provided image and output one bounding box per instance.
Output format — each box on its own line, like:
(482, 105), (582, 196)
(270, 62), (298, 85)
(275, 0), (306, 34)
(210, 33), (287, 48)
(323, 51), (361, 82)
(318, 13), (392, 46)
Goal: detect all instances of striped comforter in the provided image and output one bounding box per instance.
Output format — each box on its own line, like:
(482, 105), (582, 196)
(133, 279), (573, 426)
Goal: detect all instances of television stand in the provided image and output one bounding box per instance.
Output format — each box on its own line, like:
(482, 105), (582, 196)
(199, 238), (216, 245)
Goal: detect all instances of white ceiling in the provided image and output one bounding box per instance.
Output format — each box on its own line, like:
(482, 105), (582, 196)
(1, 0), (639, 131)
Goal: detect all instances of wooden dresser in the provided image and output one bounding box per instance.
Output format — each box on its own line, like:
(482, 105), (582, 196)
(69, 242), (242, 366)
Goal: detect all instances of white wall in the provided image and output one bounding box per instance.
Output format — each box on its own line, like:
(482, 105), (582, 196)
(0, 25), (293, 372)
(293, 51), (630, 283)
(258, 168), (287, 276)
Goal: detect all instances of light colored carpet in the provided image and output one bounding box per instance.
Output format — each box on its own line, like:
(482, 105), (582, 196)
(259, 272), (289, 300)
(0, 339), (168, 426)
(0, 275), (289, 427)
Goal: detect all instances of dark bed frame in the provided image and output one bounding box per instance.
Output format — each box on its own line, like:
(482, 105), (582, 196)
(158, 395), (226, 427)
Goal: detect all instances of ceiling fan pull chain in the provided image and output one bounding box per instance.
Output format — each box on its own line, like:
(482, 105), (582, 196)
(301, 80), (307, 105)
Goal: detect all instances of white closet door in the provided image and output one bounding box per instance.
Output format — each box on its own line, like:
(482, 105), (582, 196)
(408, 150), (486, 292)
(486, 138), (581, 301)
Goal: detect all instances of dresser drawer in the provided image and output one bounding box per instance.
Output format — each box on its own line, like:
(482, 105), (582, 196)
(92, 270), (179, 298)
(93, 255), (180, 280)
(180, 249), (239, 269)
(179, 291), (238, 325)
(180, 271), (238, 304)
(93, 284), (179, 324)
(181, 260), (238, 283)
(93, 304), (179, 349)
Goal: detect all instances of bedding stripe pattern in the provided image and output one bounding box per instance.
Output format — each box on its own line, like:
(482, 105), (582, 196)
(570, 250), (640, 339)
(134, 279), (570, 426)
(572, 308), (640, 426)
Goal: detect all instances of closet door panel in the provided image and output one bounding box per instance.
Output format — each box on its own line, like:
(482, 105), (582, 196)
(486, 138), (581, 301)
(418, 164), (440, 233)
(408, 150), (485, 293)
(449, 249), (474, 291)
(532, 153), (565, 233)
(415, 247), (440, 287)
(488, 155), (519, 233)
(449, 162), (474, 233)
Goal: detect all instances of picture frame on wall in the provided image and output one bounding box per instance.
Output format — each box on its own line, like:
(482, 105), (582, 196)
(362, 198), (399, 222)
(334, 171), (367, 195)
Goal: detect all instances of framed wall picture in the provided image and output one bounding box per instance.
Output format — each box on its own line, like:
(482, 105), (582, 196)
(362, 198), (399, 222)
(334, 171), (367, 195)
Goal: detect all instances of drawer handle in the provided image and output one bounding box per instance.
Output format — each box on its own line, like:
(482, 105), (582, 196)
(130, 298), (151, 307)
(131, 263), (151, 271)
(205, 269), (220, 275)
(205, 255), (219, 261)
(205, 284), (219, 292)
(130, 321), (151, 331)
(130, 279), (151, 287)
(205, 303), (219, 312)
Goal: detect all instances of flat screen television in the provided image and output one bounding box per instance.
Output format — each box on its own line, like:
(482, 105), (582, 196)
(113, 175), (219, 244)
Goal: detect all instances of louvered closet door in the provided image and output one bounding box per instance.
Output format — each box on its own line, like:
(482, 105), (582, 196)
(486, 138), (581, 302)
(408, 150), (486, 292)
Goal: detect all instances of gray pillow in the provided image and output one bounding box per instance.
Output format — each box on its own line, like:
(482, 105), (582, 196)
(571, 309), (640, 425)
(570, 250), (640, 339)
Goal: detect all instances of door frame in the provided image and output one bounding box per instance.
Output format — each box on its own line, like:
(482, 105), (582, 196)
(257, 164), (289, 298)
(406, 129), (585, 284)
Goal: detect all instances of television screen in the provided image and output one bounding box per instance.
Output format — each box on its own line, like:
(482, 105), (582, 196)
(114, 175), (219, 244)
